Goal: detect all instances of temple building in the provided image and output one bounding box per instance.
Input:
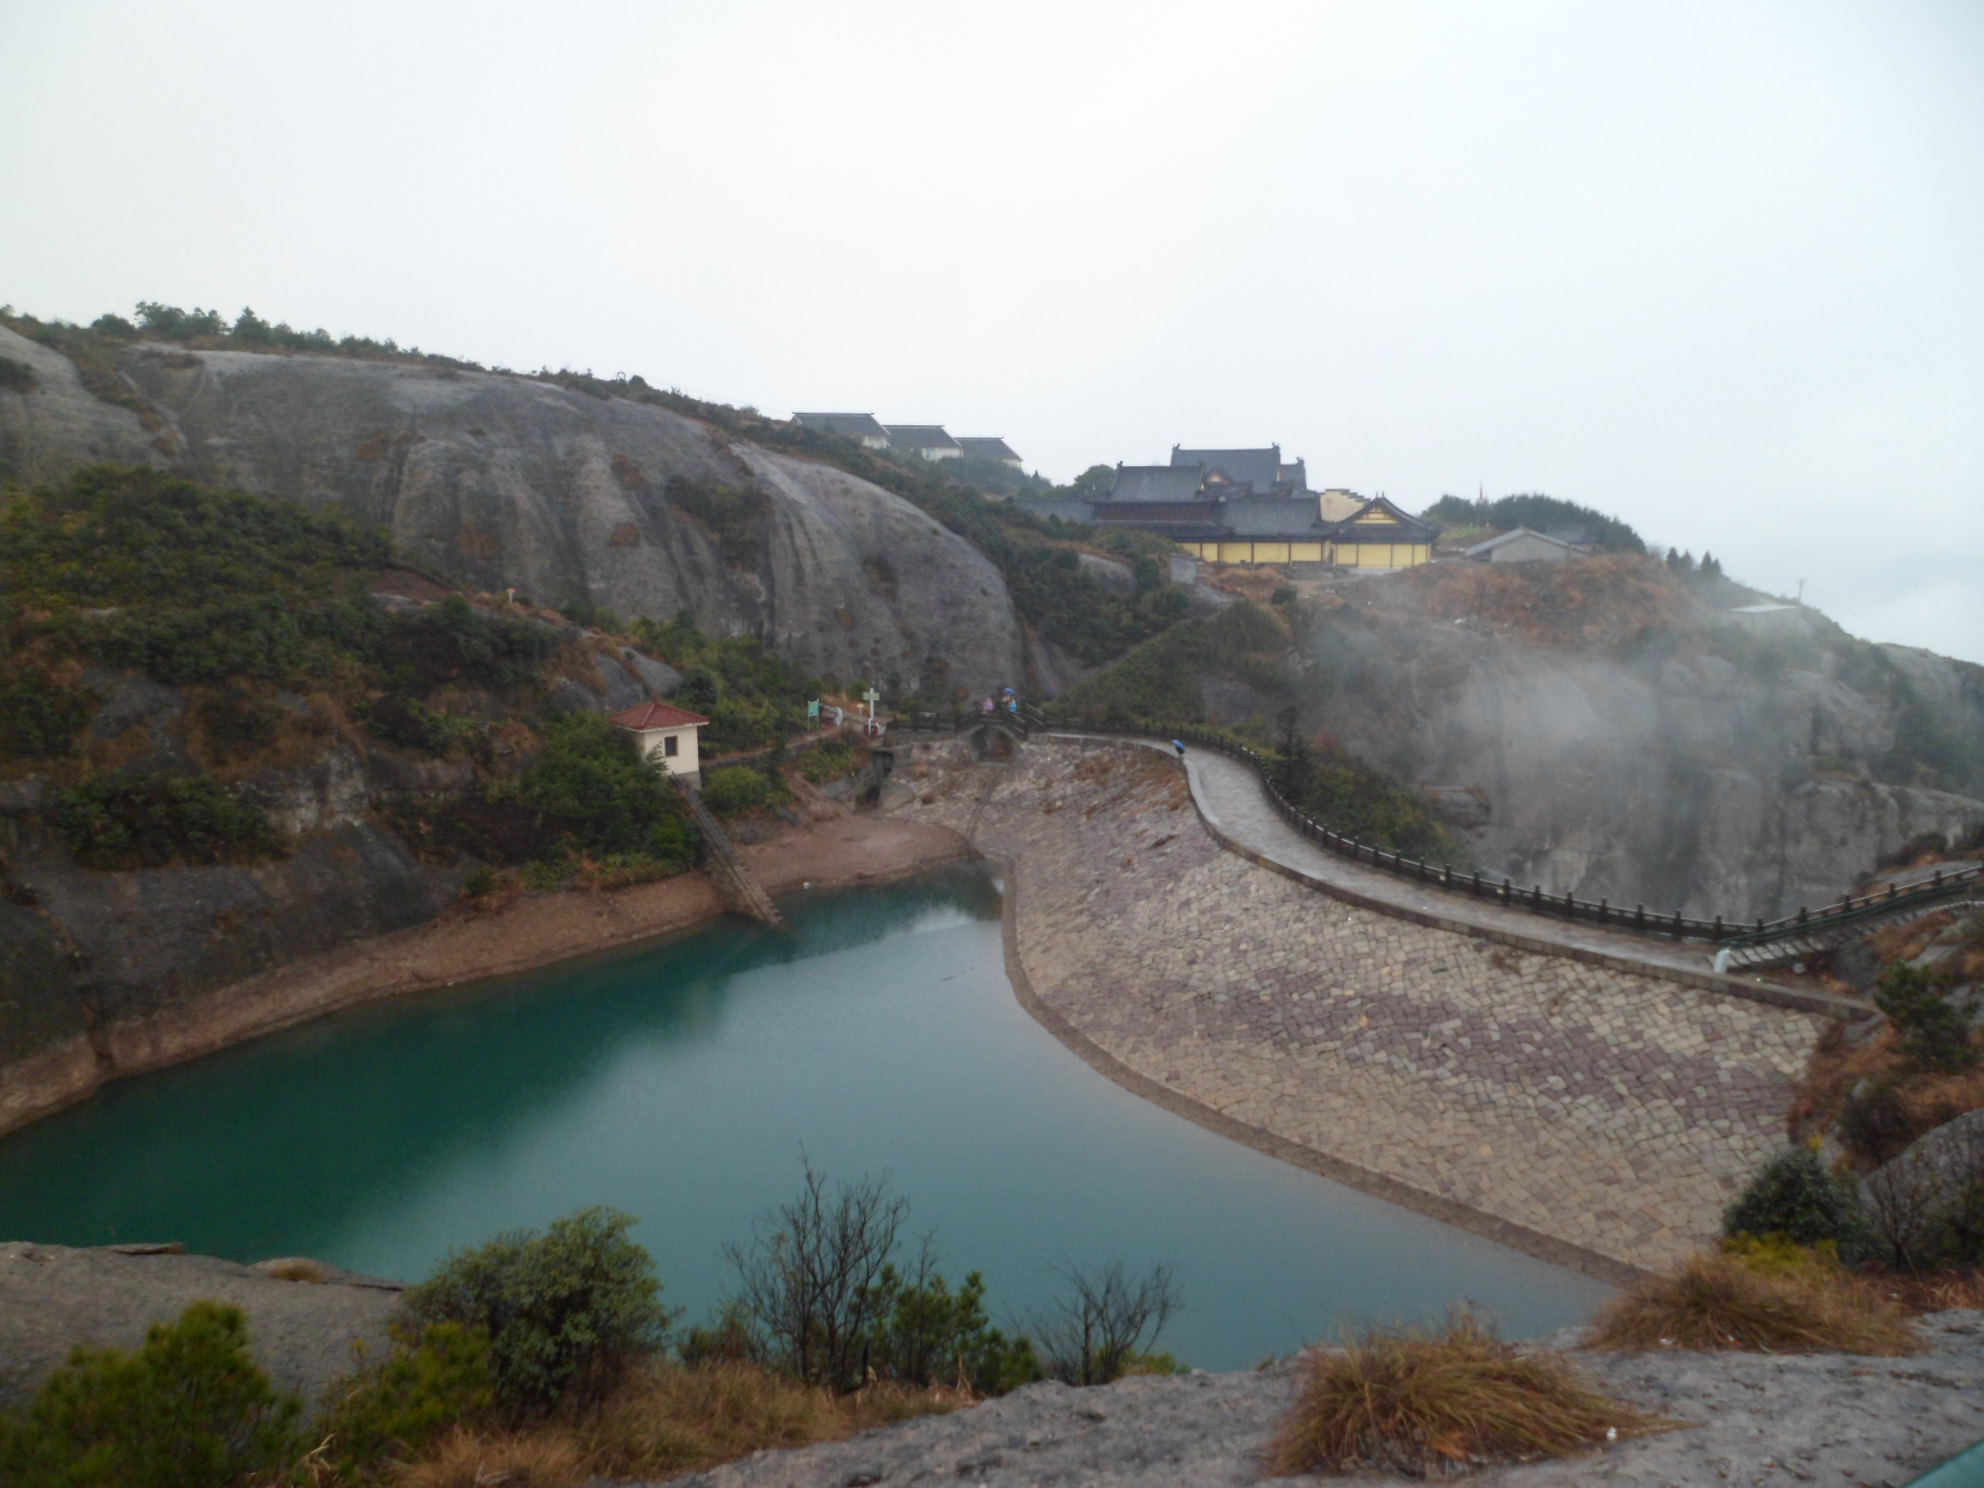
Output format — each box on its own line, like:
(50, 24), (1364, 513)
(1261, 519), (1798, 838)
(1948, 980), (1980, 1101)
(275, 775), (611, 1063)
(792, 412), (891, 449)
(1025, 445), (1437, 570)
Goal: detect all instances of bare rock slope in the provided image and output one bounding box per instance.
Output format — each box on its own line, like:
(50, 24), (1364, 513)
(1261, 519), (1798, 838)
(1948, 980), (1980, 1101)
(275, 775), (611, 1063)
(1302, 609), (1984, 921)
(659, 1313), (1984, 1488)
(0, 326), (1025, 697)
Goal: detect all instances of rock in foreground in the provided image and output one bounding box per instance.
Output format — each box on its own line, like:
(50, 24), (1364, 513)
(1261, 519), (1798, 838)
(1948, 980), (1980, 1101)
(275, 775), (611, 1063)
(659, 1313), (1984, 1488)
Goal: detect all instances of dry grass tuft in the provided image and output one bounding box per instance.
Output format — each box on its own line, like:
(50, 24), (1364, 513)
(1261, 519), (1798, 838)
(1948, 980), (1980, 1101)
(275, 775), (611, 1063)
(384, 1361), (967, 1486)
(1588, 1251), (1920, 1355)
(1268, 1309), (1668, 1478)
(390, 1425), (586, 1487)
(256, 1256), (333, 1283)
(1884, 1266), (1984, 1316)
(575, 1360), (963, 1481)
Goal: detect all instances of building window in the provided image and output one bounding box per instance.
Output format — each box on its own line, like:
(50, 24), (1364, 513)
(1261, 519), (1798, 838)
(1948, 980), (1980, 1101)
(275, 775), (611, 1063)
(664, 734), (680, 757)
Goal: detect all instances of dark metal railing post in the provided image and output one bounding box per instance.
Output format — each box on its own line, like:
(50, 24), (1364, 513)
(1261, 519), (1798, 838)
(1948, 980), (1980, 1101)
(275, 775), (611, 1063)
(1635, 904), (1645, 931)
(1671, 909), (1683, 940)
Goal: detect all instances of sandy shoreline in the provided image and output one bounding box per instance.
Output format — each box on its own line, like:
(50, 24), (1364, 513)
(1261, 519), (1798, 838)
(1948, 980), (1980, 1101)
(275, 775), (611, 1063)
(0, 811), (972, 1138)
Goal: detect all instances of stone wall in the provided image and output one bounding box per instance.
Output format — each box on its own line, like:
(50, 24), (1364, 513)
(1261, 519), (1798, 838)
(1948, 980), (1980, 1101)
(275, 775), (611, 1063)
(889, 737), (1826, 1275)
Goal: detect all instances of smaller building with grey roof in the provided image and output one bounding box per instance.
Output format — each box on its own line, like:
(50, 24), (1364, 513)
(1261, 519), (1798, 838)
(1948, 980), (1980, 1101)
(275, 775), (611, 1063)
(957, 436), (1024, 468)
(792, 412), (891, 448)
(885, 425), (963, 460)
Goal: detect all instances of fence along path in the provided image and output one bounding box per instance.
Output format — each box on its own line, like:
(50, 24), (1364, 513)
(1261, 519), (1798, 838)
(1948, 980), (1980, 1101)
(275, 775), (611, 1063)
(889, 708), (1978, 958)
(1023, 733), (1869, 1016)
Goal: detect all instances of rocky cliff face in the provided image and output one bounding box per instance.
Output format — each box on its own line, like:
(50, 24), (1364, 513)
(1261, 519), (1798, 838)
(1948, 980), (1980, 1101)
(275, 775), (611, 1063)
(0, 326), (1025, 696)
(1299, 607), (1984, 921)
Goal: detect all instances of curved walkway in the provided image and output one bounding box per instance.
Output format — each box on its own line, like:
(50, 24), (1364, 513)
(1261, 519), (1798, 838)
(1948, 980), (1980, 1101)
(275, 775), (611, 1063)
(1062, 734), (1869, 1019)
(887, 736), (1835, 1277)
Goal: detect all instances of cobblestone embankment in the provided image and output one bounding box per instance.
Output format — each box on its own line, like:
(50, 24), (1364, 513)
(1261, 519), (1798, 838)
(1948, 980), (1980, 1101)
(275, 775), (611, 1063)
(888, 739), (1827, 1277)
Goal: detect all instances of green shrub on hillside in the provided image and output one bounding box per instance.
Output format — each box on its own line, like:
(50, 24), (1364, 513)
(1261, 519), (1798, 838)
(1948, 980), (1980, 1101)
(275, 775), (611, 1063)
(1419, 492), (1644, 554)
(318, 1320), (494, 1478)
(797, 738), (857, 784)
(404, 1207), (674, 1421)
(701, 764), (770, 817)
(1874, 960), (1974, 1074)
(1055, 602), (1291, 724)
(724, 1163), (1039, 1396)
(1724, 1146), (1873, 1260)
(1282, 741), (1455, 861)
(0, 1300), (302, 1488)
(628, 612), (814, 753)
(513, 712), (697, 868)
(0, 668), (92, 758)
(54, 772), (281, 869)
(665, 475), (771, 569)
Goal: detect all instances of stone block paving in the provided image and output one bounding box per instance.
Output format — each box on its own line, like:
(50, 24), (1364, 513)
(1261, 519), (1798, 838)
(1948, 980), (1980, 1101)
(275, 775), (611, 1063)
(888, 738), (1825, 1273)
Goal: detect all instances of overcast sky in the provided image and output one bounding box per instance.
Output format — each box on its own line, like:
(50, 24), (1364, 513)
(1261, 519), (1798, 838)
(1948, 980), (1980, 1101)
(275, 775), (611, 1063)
(4, 1), (1979, 661)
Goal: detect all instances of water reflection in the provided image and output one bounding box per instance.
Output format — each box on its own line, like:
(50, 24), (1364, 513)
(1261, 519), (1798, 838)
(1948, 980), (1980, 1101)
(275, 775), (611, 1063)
(0, 864), (1607, 1368)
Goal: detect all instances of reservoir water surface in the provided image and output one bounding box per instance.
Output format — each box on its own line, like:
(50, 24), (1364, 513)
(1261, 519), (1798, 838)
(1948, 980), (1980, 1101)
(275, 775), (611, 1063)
(0, 865), (1610, 1369)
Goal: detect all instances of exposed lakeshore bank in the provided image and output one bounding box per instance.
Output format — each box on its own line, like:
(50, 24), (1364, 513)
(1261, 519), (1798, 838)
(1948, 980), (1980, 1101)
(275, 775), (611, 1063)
(0, 813), (971, 1139)
(884, 737), (1829, 1280)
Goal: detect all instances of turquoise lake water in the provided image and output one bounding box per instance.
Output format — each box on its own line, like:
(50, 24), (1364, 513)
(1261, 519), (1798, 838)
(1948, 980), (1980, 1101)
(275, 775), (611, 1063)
(0, 865), (1610, 1369)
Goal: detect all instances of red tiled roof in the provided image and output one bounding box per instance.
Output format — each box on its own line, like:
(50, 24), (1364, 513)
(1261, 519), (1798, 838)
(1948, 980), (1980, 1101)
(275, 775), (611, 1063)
(609, 701), (709, 731)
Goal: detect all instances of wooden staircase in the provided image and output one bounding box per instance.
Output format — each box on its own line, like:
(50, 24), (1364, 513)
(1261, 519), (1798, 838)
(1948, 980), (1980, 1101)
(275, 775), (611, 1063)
(675, 780), (785, 929)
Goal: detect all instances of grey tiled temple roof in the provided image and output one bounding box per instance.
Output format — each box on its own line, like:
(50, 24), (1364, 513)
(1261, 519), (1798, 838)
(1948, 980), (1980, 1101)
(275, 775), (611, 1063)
(957, 436), (1022, 463)
(1107, 464), (1206, 503)
(1171, 445), (1283, 491)
(885, 424), (962, 453)
(792, 412), (888, 441)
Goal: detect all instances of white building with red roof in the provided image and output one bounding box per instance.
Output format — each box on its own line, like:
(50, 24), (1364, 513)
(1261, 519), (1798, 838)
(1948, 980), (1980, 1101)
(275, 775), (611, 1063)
(609, 701), (710, 784)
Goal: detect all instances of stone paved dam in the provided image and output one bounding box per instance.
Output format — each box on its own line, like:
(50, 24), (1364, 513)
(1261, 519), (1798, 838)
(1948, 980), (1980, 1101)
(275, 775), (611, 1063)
(888, 738), (1833, 1277)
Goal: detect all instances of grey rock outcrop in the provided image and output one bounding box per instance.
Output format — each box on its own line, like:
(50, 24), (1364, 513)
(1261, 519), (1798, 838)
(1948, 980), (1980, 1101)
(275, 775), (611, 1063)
(0, 326), (1025, 696)
(0, 1242), (401, 1418)
(1302, 622), (1984, 921)
(653, 1313), (1984, 1487)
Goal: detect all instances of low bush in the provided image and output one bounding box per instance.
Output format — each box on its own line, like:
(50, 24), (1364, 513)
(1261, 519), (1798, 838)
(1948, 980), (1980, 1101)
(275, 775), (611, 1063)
(571, 1360), (963, 1481)
(1875, 959), (1974, 1074)
(54, 771), (281, 869)
(0, 1300), (302, 1488)
(700, 764), (770, 816)
(390, 1425), (585, 1488)
(664, 475), (771, 570)
(796, 737), (857, 784)
(1268, 1308), (1664, 1477)
(404, 1207), (676, 1422)
(1723, 1145), (1873, 1258)
(0, 667), (92, 758)
(1587, 1250), (1919, 1354)
(1029, 1260), (1179, 1387)
(514, 713), (697, 868)
(191, 683), (284, 761)
(722, 1162), (1037, 1396)
(317, 1320), (495, 1478)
